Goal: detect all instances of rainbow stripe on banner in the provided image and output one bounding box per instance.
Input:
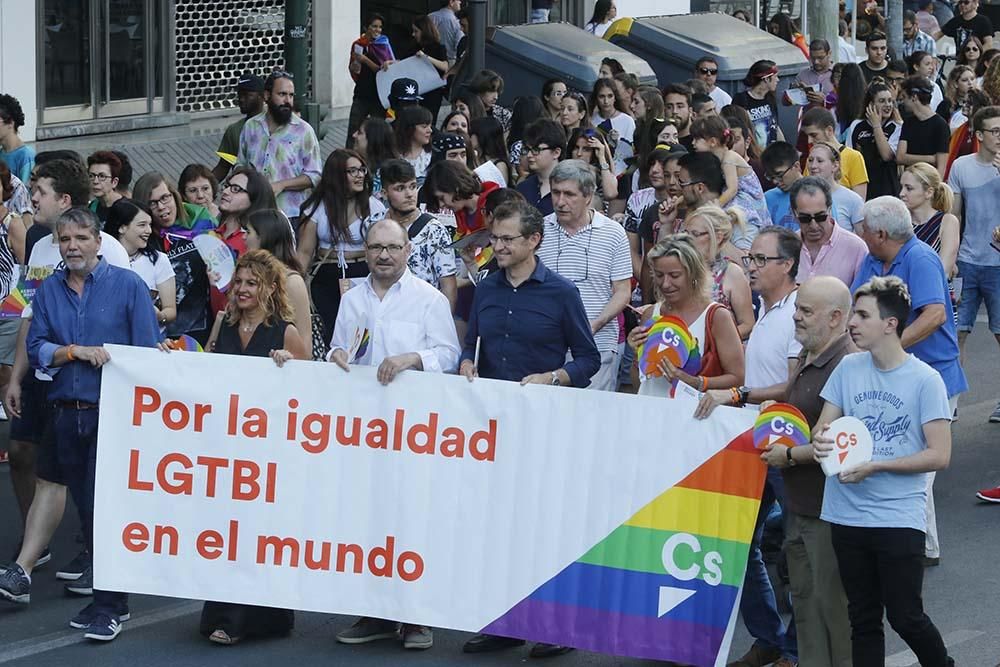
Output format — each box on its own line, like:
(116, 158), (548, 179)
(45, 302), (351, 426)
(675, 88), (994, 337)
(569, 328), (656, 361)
(482, 432), (766, 666)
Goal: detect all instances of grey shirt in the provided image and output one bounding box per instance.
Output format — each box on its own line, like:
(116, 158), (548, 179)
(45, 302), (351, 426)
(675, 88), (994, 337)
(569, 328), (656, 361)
(429, 7), (462, 62)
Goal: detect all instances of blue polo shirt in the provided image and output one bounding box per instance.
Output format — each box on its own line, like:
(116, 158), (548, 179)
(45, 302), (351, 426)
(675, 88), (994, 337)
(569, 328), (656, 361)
(851, 236), (968, 398)
(515, 174), (554, 217)
(460, 257), (600, 387)
(764, 187), (796, 231)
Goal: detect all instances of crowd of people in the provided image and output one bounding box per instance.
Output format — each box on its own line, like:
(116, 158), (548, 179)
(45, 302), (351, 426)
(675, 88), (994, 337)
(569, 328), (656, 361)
(0, 1), (999, 664)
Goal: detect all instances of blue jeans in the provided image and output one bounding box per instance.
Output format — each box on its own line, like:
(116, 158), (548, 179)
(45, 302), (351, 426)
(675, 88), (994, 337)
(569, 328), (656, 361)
(956, 261), (1000, 334)
(740, 467), (797, 659)
(48, 406), (129, 616)
(529, 8), (550, 22)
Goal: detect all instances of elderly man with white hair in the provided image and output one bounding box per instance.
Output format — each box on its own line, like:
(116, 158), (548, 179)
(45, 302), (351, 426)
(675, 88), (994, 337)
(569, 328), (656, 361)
(535, 159), (632, 391)
(851, 195), (967, 566)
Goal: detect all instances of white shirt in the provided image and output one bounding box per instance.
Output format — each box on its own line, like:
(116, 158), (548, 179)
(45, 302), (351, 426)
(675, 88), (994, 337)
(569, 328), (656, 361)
(311, 196), (386, 252)
(709, 86), (733, 108)
(329, 268), (460, 374)
(591, 111), (636, 175)
(129, 250), (175, 291)
(744, 288), (802, 388)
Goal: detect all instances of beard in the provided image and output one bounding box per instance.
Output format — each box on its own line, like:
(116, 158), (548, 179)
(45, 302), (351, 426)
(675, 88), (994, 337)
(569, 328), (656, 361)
(268, 100), (293, 125)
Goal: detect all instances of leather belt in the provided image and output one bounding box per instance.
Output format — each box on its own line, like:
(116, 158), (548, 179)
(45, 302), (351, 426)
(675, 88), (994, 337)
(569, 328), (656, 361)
(53, 400), (99, 410)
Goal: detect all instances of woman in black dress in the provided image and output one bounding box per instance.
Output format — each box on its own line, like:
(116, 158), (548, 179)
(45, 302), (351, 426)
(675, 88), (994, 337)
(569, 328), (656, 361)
(199, 249), (307, 645)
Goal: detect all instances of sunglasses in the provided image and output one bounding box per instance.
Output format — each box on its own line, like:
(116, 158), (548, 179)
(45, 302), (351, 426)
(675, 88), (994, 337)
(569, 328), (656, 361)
(796, 211), (829, 225)
(699, 67), (718, 75)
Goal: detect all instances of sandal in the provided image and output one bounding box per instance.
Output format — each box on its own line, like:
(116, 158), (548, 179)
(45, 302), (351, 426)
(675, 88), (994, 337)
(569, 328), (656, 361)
(209, 629), (242, 645)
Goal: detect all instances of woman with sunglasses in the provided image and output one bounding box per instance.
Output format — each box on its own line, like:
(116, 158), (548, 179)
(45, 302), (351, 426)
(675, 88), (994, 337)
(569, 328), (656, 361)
(957, 35), (984, 72)
(627, 233), (744, 397)
(805, 142), (866, 231)
(542, 79), (568, 121)
(297, 149), (385, 340)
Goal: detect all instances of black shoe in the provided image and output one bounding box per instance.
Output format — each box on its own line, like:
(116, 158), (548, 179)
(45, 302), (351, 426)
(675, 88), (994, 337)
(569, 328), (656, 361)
(56, 550), (90, 581)
(924, 556), (941, 567)
(65, 566), (93, 596)
(462, 634), (526, 653)
(529, 643), (575, 658)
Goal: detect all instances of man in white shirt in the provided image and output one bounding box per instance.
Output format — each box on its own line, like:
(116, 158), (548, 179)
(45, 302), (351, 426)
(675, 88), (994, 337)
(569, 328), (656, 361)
(695, 225), (803, 667)
(535, 160), (631, 392)
(330, 218), (459, 651)
(693, 57), (732, 109)
(4, 159), (131, 599)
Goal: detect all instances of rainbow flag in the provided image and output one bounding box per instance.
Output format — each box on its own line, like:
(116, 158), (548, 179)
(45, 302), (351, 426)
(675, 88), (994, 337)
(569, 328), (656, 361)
(482, 432), (765, 666)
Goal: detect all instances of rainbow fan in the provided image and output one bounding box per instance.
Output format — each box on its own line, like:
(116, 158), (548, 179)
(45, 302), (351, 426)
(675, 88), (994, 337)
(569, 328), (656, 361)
(167, 335), (204, 352)
(752, 403), (810, 450)
(638, 316), (701, 379)
(0, 287), (28, 318)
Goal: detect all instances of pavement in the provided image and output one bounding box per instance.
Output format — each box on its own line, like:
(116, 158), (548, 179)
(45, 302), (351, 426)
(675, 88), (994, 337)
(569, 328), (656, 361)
(32, 112), (352, 185)
(1, 323), (1000, 666)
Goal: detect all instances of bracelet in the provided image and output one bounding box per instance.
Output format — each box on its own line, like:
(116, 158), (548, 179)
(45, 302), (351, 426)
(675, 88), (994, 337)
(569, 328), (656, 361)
(699, 375), (708, 391)
(730, 387), (740, 405)
(66, 344), (76, 361)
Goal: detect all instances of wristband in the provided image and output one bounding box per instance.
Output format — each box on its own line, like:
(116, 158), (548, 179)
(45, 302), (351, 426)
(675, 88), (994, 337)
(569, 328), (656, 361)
(699, 375), (708, 391)
(730, 387), (740, 405)
(67, 344), (76, 361)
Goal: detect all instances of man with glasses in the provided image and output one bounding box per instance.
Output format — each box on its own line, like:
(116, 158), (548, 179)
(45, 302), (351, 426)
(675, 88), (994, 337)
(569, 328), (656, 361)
(903, 10), (937, 57)
(515, 119), (564, 217)
(2, 161), (130, 608)
(791, 39), (835, 110)
(85, 151), (124, 224)
(937, 0), (993, 51)
(534, 160), (631, 392)
(859, 32), (890, 84)
(459, 200), (598, 659)
(761, 141), (803, 230)
(790, 177), (867, 287)
(850, 196), (966, 564)
(696, 225), (803, 667)
(237, 71), (321, 223)
(949, 107), (1000, 431)
(694, 57), (732, 108)
(329, 217), (460, 652)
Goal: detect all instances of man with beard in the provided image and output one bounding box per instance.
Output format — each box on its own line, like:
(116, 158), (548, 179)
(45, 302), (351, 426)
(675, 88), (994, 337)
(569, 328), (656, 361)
(377, 160), (457, 310)
(676, 151), (757, 252)
(237, 71), (321, 222)
(663, 83), (694, 151)
(213, 72), (264, 182)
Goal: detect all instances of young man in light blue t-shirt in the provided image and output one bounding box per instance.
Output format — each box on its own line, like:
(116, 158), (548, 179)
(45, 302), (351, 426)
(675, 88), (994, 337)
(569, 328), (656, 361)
(813, 275), (954, 667)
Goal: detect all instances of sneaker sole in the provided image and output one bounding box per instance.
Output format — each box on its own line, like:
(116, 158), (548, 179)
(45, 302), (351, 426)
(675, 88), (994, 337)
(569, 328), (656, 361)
(403, 639), (434, 650)
(65, 586), (94, 596)
(976, 492), (1000, 503)
(0, 589), (29, 604)
(336, 632), (399, 644)
(56, 571), (85, 581)
(34, 553), (52, 569)
(84, 628), (121, 641)
(70, 613), (129, 629)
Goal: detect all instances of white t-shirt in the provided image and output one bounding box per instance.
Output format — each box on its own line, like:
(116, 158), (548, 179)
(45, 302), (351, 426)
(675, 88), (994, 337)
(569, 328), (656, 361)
(745, 289), (802, 388)
(709, 86), (733, 108)
(310, 196), (387, 252)
(129, 250), (175, 291)
(591, 111), (636, 175)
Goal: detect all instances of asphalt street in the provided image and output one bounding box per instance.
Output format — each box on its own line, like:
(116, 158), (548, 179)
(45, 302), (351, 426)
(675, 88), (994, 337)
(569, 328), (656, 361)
(1, 325), (999, 667)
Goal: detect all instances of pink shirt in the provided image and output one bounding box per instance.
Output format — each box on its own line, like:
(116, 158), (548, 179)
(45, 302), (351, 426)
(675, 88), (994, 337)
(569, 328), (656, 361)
(797, 223), (869, 287)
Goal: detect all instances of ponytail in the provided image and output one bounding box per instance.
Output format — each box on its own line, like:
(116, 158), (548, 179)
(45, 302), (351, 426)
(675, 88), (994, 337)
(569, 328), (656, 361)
(931, 182), (954, 213)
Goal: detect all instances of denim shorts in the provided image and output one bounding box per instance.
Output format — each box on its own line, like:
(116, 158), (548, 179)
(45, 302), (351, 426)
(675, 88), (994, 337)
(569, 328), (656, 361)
(957, 261), (1000, 334)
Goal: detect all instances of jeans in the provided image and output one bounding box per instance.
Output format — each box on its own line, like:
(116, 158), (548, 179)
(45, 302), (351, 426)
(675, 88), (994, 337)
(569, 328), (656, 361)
(740, 467), (797, 659)
(48, 406), (128, 616)
(529, 8), (550, 22)
(956, 261), (1000, 334)
(830, 524), (949, 667)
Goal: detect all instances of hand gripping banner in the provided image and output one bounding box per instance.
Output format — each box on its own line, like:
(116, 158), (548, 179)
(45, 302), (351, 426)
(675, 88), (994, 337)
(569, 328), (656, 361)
(94, 345), (764, 666)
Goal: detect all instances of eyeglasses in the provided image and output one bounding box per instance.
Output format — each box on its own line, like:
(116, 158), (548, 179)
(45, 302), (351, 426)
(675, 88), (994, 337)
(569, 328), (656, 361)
(367, 243), (405, 256)
(223, 182), (248, 195)
(978, 127), (1000, 137)
(555, 225), (593, 283)
(741, 253), (788, 268)
(148, 193), (174, 209)
(346, 166), (369, 177)
(525, 144), (555, 155)
(765, 165), (795, 183)
(88, 172), (111, 182)
(698, 67), (718, 75)
(678, 179), (702, 188)
(489, 234), (525, 246)
(796, 211), (829, 225)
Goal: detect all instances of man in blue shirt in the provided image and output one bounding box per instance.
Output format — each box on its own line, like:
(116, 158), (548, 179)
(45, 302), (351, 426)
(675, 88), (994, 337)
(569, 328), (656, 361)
(0, 94), (35, 184)
(0, 209), (161, 642)
(760, 141), (802, 231)
(851, 196), (966, 565)
(458, 199), (598, 658)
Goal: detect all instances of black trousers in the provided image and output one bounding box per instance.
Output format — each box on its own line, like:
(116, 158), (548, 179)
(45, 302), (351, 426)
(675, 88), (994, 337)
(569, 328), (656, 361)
(346, 94), (385, 148)
(830, 524), (949, 667)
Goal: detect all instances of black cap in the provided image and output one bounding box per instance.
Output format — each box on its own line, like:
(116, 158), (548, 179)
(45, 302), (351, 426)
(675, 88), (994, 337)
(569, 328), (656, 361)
(390, 77), (423, 103)
(236, 71), (265, 93)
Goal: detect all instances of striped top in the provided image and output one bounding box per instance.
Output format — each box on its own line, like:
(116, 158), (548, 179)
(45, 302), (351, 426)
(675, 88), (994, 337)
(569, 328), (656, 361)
(0, 213), (16, 301)
(536, 211), (633, 352)
(913, 210), (944, 252)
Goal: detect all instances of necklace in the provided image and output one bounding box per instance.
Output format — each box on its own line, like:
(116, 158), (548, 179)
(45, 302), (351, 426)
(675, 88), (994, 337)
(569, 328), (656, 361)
(241, 318), (261, 334)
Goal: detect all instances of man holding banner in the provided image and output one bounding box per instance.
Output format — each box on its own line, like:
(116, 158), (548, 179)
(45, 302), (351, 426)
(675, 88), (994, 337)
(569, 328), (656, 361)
(459, 199), (599, 658)
(1, 208), (161, 641)
(813, 275), (955, 667)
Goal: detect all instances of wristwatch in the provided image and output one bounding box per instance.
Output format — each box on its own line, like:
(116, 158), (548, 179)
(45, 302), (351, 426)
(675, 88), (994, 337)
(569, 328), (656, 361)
(550, 371), (561, 386)
(737, 385), (751, 405)
(786, 446), (797, 467)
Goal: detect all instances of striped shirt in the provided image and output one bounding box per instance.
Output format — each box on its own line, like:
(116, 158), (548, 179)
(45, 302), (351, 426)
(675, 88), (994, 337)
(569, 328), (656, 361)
(536, 211), (632, 352)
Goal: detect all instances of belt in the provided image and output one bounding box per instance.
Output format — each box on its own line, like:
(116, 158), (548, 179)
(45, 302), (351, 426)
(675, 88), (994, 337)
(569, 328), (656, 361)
(318, 248), (366, 264)
(53, 400), (99, 410)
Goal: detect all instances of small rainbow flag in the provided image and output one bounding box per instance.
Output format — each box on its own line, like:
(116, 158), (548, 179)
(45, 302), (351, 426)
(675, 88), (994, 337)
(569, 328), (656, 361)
(753, 403), (810, 450)
(353, 329), (370, 362)
(482, 432), (765, 665)
(0, 286), (28, 318)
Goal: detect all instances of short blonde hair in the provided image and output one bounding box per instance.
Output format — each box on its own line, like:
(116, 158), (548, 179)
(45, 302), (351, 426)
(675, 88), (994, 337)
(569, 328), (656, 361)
(647, 233), (712, 300)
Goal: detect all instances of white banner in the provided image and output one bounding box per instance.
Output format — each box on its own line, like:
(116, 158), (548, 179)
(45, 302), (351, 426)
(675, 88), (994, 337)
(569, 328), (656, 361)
(95, 345), (763, 666)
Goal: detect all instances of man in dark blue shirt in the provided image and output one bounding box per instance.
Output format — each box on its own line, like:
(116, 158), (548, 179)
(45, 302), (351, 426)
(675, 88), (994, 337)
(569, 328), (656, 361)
(458, 201), (597, 658)
(459, 200), (599, 388)
(0, 209), (161, 642)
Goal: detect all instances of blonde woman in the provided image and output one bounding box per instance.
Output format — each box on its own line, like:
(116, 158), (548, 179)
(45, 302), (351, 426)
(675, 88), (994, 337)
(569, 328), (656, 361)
(899, 163), (959, 279)
(806, 142), (866, 231)
(627, 234), (744, 398)
(681, 206), (755, 340)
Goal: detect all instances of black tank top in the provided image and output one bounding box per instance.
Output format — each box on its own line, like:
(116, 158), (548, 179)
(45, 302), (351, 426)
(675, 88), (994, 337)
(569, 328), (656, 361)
(214, 319), (290, 358)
